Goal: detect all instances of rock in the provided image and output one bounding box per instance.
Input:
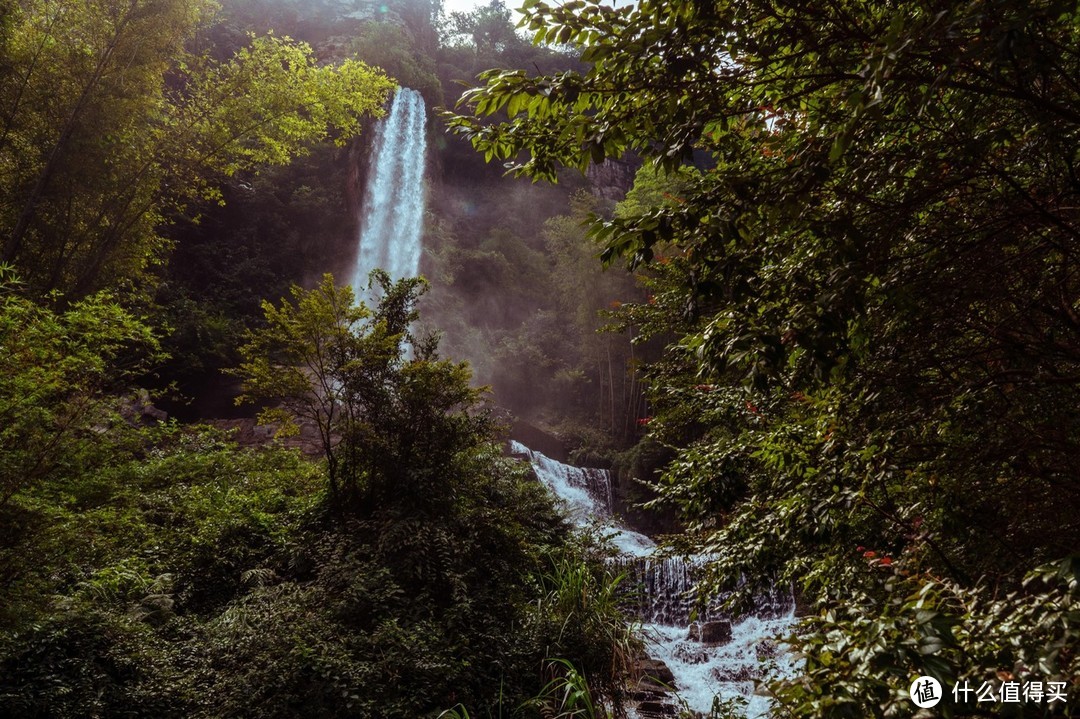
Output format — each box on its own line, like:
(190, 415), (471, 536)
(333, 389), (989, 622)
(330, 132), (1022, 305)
(700, 619), (732, 645)
(509, 420), (568, 462)
(672, 643), (710, 664)
(637, 657), (676, 687)
(634, 699), (680, 717)
(712, 665), (756, 683)
(687, 621), (700, 641)
(755, 639), (778, 661)
(142, 404), (168, 422)
(631, 655), (682, 719)
(118, 388), (168, 425)
(207, 417), (323, 456)
(585, 156), (640, 201)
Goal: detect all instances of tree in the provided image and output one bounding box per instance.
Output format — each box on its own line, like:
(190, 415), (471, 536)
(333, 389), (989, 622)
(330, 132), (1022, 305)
(0, 0), (393, 298)
(0, 266), (161, 506)
(446, 0), (1080, 713)
(344, 21), (443, 105)
(446, 0), (522, 57)
(235, 272), (487, 514)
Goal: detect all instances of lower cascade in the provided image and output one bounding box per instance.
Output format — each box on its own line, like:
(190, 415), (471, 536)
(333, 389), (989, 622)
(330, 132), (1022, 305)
(510, 441), (797, 718)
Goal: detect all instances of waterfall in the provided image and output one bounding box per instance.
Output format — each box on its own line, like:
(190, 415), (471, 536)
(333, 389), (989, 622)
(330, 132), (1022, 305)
(352, 87), (427, 291)
(510, 440), (796, 718)
(509, 441), (655, 557)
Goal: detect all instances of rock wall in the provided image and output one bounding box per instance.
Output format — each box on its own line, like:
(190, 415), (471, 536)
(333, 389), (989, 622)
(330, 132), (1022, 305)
(586, 155), (641, 201)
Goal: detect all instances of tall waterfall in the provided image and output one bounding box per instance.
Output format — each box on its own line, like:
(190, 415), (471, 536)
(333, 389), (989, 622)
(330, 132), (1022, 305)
(352, 87), (427, 291)
(510, 441), (795, 718)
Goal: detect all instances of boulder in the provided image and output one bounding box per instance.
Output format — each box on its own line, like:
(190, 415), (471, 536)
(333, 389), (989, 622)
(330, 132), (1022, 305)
(672, 643), (710, 664)
(700, 619), (732, 645)
(712, 665), (755, 683)
(637, 657), (676, 687)
(634, 699), (680, 718)
(142, 404), (168, 422)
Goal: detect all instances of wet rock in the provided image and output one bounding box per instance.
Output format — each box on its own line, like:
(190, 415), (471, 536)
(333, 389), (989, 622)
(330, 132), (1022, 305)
(634, 699), (680, 718)
(637, 657), (676, 687)
(712, 665), (756, 683)
(687, 621), (700, 641)
(631, 656), (681, 719)
(756, 639), (778, 661)
(700, 619), (732, 645)
(672, 642), (710, 664)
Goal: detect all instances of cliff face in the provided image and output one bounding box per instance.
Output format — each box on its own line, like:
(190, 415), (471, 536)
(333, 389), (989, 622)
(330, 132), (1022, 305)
(586, 156), (641, 201)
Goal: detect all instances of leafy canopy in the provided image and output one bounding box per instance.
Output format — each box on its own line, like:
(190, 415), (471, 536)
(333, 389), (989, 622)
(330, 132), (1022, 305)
(0, 266), (161, 507)
(0, 0), (393, 297)
(447, 0), (1080, 714)
(236, 272), (487, 514)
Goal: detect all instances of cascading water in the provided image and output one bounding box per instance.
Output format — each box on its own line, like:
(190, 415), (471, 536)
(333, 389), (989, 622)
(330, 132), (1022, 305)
(352, 87), (427, 290)
(511, 442), (656, 557)
(510, 441), (796, 718)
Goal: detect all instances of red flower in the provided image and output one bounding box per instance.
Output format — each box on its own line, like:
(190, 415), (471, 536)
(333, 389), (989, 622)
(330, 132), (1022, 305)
(863, 550), (877, 559)
(856, 546), (865, 552)
(880, 557), (893, 566)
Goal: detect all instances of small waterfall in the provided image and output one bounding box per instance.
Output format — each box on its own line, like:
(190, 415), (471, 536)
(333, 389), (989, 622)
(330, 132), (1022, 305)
(511, 440), (796, 717)
(510, 441), (655, 557)
(620, 555), (716, 626)
(352, 87), (427, 290)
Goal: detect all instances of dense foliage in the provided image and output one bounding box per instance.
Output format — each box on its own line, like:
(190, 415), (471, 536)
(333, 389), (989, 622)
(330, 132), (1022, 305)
(21, 0), (1080, 714)
(0, 267), (161, 506)
(448, 0), (1080, 715)
(0, 275), (638, 718)
(0, 1), (643, 717)
(0, 0), (392, 298)
(235, 271), (487, 514)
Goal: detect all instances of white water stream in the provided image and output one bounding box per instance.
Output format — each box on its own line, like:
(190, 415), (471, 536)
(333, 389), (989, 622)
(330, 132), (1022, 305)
(510, 440), (796, 718)
(352, 87), (427, 290)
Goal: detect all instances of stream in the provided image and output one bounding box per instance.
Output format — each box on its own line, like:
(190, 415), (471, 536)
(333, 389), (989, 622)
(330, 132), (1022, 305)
(509, 441), (797, 718)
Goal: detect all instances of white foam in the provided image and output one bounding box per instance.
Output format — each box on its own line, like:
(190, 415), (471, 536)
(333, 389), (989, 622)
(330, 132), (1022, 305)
(512, 440), (797, 717)
(640, 611), (797, 717)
